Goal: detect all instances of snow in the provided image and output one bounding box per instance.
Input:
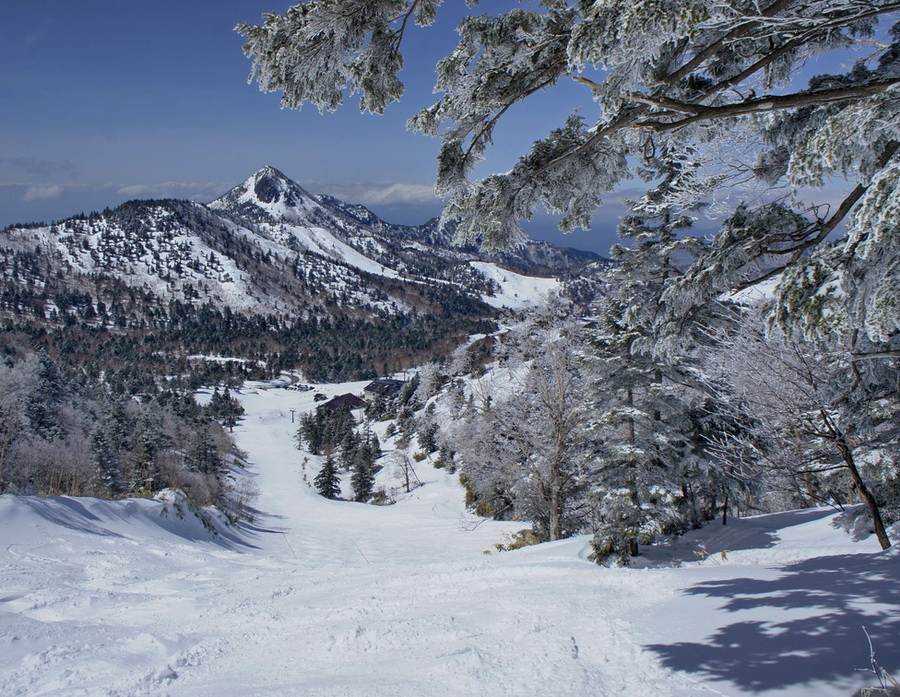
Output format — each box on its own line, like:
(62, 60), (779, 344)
(727, 275), (782, 305)
(1, 380), (897, 696)
(469, 261), (561, 309)
(281, 223), (403, 280)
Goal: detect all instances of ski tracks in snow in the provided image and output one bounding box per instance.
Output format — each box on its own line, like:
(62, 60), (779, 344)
(0, 385), (704, 696)
(96, 560), (685, 697)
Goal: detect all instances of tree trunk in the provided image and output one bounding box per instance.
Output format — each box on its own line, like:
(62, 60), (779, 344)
(549, 463), (562, 541)
(836, 438), (892, 550)
(625, 388), (635, 445)
(803, 472), (818, 506)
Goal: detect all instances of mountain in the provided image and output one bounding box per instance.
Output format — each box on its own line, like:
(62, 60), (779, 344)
(0, 166), (606, 383)
(207, 166), (601, 282)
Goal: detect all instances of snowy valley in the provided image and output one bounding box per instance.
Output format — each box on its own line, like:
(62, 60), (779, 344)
(1, 375), (897, 697)
(6, 1), (900, 694)
(2, 165), (899, 697)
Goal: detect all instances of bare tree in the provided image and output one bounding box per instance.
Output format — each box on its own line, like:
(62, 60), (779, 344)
(390, 445), (421, 494)
(705, 308), (897, 549)
(447, 300), (594, 540)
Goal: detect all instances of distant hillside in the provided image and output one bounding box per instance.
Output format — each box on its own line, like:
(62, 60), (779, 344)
(0, 166), (607, 386)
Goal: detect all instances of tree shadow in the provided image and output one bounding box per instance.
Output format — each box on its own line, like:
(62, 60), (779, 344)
(640, 508), (835, 566)
(22, 496), (124, 537)
(19, 495), (263, 550)
(645, 551), (900, 692)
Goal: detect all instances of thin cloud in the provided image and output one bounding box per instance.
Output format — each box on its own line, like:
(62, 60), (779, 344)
(1, 179), (231, 205)
(23, 185), (64, 201)
(359, 183), (438, 206)
(117, 184), (156, 197)
(116, 181), (232, 199)
(316, 182), (439, 206)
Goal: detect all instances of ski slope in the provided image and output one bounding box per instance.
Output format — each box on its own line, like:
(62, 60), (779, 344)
(1, 380), (897, 696)
(470, 261), (561, 309)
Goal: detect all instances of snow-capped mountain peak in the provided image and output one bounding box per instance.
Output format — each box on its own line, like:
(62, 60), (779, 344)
(247, 165), (308, 205)
(209, 166), (327, 225)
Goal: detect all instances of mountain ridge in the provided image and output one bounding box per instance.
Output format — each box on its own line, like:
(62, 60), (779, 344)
(0, 166), (607, 381)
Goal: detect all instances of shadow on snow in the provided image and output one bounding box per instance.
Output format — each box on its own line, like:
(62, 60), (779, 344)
(645, 549), (900, 692)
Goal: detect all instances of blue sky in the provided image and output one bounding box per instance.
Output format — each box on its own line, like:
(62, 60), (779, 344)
(1, 2), (871, 255)
(0, 0), (628, 254)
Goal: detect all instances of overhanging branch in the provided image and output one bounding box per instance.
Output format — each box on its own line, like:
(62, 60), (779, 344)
(633, 80), (899, 131)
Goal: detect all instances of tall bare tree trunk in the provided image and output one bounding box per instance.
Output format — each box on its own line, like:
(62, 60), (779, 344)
(835, 438), (891, 550)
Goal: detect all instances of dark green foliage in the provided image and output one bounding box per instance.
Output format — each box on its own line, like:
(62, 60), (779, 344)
(298, 412), (381, 503)
(314, 456), (341, 499)
(397, 373), (420, 408)
(208, 386), (245, 429)
(188, 425), (224, 476)
(25, 352), (68, 438)
(351, 457), (375, 502)
(0, 353), (235, 509)
(364, 393), (392, 420)
(297, 405), (357, 455)
(338, 430), (361, 470)
(418, 420), (438, 454)
(125, 410), (163, 493)
(91, 425), (124, 496)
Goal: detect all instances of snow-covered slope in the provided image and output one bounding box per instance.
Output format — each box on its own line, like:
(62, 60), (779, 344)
(1, 380), (896, 697)
(470, 261), (561, 309)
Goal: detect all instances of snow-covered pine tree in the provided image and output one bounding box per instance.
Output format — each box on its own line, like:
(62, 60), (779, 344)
(25, 352), (69, 440)
(90, 425), (123, 497)
(587, 290), (708, 563)
(584, 166), (742, 561)
(240, 0), (900, 345)
(188, 424), (224, 477)
(339, 430), (361, 472)
(124, 408), (162, 495)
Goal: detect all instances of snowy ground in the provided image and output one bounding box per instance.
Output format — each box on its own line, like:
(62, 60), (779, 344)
(470, 261), (560, 310)
(2, 380), (898, 697)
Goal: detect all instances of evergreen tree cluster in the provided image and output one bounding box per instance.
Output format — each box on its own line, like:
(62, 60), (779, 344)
(208, 386), (245, 429)
(300, 403), (383, 502)
(0, 352), (243, 514)
(297, 405), (357, 456)
(434, 291), (899, 563)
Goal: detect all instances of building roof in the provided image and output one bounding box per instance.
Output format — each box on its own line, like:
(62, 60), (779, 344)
(321, 393), (366, 411)
(363, 378), (405, 396)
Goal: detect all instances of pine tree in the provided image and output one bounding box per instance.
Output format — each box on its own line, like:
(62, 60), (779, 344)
(240, 0), (900, 344)
(188, 425), (223, 476)
(91, 426), (123, 496)
(351, 455), (374, 503)
(338, 430), (360, 471)
(418, 419), (438, 454)
(25, 352), (68, 439)
(314, 456), (341, 499)
(125, 409), (162, 494)
(366, 429), (381, 460)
